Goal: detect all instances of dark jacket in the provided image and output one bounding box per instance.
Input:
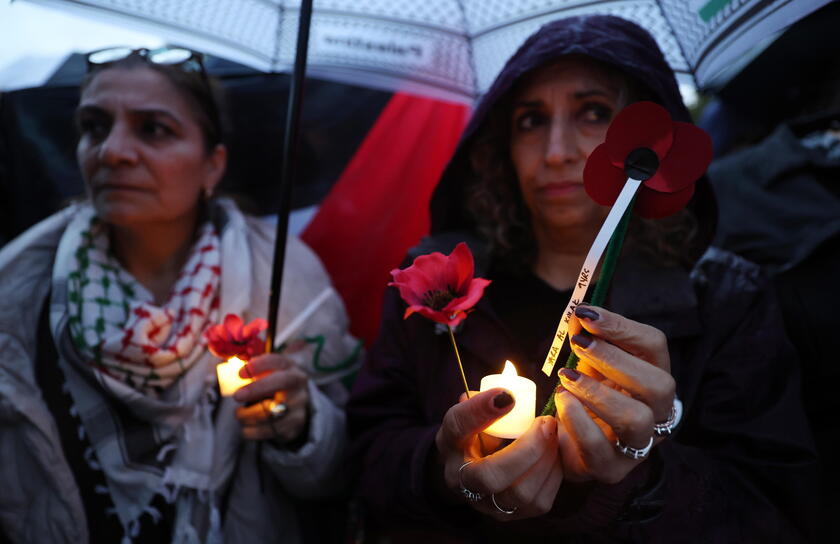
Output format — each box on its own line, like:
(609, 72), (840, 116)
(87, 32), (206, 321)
(709, 112), (840, 541)
(349, 240), (815, 542)
(711, 113), (840, 276)
(348, 14), (816, 543)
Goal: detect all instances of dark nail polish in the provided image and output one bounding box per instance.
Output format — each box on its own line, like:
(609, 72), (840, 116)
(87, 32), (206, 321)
(571, 333), (593, 349)
(575, 306), (600, 321)
(555, 384), (565, 395)
(494, 392), (514, 409)
(559, 368), (581, 382)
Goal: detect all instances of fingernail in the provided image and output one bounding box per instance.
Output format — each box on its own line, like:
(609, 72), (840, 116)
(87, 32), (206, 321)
(559, 368), (581, 382)
(494, 391), (514, 409)
(575, 306), (600, 321)
(555, 384), (565, 395)
(542, 418), (556, 439)
(571, 333), (593, 349)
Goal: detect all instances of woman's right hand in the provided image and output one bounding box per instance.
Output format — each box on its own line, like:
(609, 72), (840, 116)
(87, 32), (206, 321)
(435, 388), (563, 521)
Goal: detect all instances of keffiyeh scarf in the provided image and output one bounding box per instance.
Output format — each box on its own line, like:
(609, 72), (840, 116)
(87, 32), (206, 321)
(50, 202), (254, 543)
(67, 214), (221, 392)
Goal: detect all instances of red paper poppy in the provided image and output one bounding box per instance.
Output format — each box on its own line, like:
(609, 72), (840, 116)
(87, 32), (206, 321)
(389, 242), (491, 327)
(204, 314), (268, 360)
(583, 101), (712, 218)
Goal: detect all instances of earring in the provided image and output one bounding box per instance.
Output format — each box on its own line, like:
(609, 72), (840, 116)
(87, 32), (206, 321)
(204, 186), (214, 200)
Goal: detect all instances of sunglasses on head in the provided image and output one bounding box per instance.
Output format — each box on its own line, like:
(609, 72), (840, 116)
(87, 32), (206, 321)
(85, 46), (223, 145)
(86, 46), (207, 76)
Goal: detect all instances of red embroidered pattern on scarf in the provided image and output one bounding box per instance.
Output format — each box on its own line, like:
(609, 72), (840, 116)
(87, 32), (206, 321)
(66, 218), (225, 391)
(114, 240), (222, 369)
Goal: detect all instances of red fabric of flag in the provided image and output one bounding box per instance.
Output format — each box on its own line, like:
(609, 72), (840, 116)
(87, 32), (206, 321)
(302, 92), (469, 346)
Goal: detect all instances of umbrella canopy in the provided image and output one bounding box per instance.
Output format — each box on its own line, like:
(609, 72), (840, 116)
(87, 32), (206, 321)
(14, 0), (829, 348)
(20, 0), (834, 101)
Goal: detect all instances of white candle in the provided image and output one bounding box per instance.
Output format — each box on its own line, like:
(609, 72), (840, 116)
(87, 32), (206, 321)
(216, 356), (254, 396)
(479, 360), (536, 439)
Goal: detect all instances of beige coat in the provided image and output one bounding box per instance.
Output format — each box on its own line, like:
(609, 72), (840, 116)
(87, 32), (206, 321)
(0, 201), (358, 543)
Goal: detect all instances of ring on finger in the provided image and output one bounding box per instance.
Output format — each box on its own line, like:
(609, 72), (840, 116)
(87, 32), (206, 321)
(491, 493), (517, 515)
(616, 436), (653, 460)
(268, 400), (288, 420)
(458, 460), (483, 502)
(654, 397), (683, 437)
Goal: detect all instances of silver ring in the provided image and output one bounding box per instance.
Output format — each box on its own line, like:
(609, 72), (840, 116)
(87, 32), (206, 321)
(654, 397), (683, 436)
(268, 400), (288, 420)
(491, 493), (517, 515)
(616, 436), (653, 460)
(458, 461), (483, 502)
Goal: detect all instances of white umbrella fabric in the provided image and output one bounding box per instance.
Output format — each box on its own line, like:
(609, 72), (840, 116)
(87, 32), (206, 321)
(20, 0), (834, 102)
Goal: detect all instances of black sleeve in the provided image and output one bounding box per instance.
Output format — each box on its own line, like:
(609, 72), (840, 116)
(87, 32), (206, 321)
(612, 272), (818, 542)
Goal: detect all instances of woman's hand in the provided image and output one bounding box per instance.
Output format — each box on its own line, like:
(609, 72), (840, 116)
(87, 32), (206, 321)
(553, 304), (675, 484)
(435, 388), (563, 521)
(232, 352), (311, 443)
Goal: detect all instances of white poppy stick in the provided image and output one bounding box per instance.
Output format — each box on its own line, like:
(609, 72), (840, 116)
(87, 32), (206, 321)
(273, 286), (334, 349)
(541, 178), (643, 377)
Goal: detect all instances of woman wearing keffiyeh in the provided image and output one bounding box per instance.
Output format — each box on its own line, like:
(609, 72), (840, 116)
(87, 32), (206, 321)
(0, 49), (359, 543)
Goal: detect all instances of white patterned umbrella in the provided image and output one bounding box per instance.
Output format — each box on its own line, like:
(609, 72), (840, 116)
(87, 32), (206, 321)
(20, 0), (832, 102)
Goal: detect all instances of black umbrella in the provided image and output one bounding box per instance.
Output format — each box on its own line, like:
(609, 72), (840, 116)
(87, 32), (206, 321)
(264, 0), (312, 351)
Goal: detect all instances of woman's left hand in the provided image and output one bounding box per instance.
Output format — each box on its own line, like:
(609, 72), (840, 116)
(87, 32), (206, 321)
(553, 305), (675, 484)
(232, 353), (310, 443)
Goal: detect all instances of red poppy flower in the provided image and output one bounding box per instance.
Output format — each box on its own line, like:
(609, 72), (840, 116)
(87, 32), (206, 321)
(389, 242), (491, 327)
(583, 101), (712, 218)
(204, 314), (267, 360)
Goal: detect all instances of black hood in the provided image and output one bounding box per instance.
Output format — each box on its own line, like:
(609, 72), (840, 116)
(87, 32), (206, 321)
(430, 15), (715, 260)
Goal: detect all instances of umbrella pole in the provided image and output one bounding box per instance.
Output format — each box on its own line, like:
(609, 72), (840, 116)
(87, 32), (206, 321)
(265, 0), (314, 353)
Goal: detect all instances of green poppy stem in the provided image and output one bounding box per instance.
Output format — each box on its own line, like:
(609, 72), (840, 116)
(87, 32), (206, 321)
(448, 325), (472, 400)
(540, 198), (635, 416)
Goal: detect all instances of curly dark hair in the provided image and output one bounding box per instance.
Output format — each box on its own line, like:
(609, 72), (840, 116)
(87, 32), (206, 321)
(465, 57), (698, 271)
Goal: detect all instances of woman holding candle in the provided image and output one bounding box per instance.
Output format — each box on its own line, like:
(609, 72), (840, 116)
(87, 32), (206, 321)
(0, 49), (358, 543)
(348, 15), (816, 542)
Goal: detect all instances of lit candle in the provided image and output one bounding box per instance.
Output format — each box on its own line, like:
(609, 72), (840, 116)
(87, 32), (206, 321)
(479, 360), (536, 439)
(216, 356), (254, 396)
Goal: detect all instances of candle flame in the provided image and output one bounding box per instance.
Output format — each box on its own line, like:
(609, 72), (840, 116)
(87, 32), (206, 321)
(219, 355), (251, 378)
(502, 360), (518, 376)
